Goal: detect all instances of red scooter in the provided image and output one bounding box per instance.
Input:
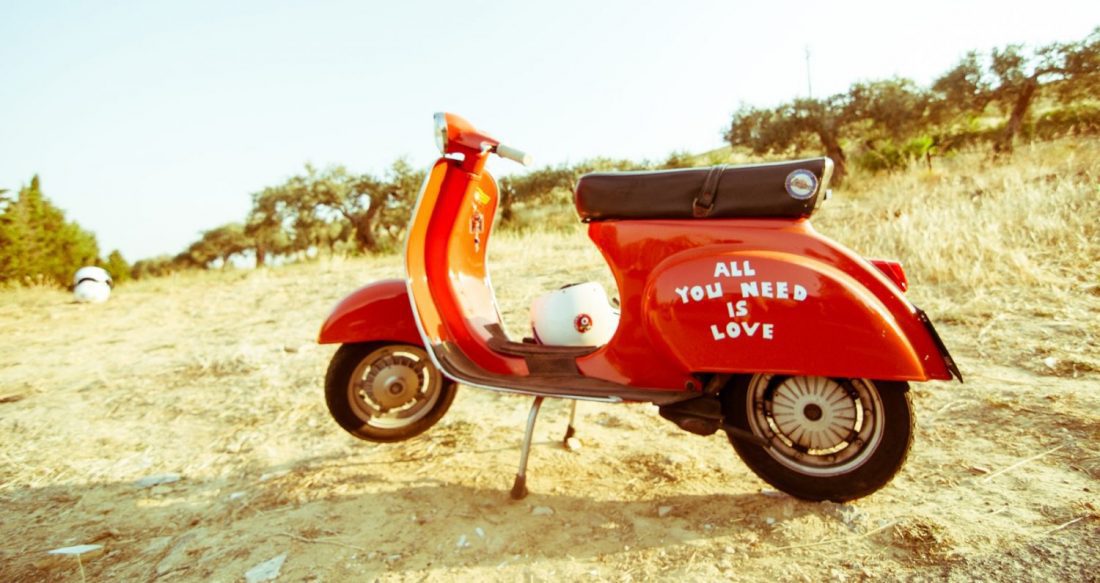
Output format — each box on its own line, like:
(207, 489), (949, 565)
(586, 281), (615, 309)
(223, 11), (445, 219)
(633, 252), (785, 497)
(318, 113), (961, 502)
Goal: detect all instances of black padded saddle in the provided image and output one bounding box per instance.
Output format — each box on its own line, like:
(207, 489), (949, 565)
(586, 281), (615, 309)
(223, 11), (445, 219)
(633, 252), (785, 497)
(574, 157), (832, 221)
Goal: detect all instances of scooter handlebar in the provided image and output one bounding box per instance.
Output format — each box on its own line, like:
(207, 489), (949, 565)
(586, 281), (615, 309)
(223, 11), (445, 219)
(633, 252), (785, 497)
(496, 144), (532, 166)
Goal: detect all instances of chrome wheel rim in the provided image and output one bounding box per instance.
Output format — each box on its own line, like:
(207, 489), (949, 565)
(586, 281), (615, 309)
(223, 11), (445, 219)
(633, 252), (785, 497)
(746, 375), (884, 477)
(347, 345), (442, 429)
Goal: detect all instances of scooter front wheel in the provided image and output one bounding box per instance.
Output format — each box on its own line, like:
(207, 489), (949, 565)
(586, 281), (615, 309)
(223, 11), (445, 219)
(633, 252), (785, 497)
(722, 375), (912, 502)
(325, 342), (457, 442)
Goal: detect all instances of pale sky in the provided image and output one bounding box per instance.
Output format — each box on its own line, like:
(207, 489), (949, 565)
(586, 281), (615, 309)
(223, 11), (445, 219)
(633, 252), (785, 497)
(2, 0), (1097, 261)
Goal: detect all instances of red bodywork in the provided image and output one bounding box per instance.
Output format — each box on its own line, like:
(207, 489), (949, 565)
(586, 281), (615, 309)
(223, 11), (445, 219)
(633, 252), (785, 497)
(320, 113), (956, 395)
(579, 219), (951, 387)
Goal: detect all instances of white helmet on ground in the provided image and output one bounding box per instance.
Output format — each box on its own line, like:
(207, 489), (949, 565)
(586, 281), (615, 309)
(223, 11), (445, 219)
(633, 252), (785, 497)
(530, 282), (619, 347)
(73, 266), (113, 303)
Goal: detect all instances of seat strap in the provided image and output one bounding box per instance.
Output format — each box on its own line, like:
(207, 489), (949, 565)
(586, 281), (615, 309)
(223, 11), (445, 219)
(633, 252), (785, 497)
(692, 165), (727, 218)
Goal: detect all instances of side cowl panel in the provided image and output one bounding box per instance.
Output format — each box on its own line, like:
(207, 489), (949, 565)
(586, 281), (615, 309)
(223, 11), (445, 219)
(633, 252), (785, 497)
(317, 278), (422, 346)
(643, 246), (947, 381)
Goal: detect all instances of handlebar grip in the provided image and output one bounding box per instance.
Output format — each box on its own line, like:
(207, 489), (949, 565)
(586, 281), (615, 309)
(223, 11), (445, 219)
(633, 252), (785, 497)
(496, 144), (532, 166)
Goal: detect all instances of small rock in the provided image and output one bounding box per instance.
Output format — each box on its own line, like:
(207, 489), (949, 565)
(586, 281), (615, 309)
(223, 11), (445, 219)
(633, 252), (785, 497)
(134, 473), (180, 489)
(565, 437), (582, 451)
(259, 470), (289, 482)
(245, 552), (287, 583)
(384, 554), (402, 563)
(47, 544), (103, 556)
(664, 453), (690, 466)
(531, 506), (554, 516)
(657, 505), (673, 518)
(144, 537), (173, 555)
(283, 345), (299, 353)
(1043, 356), (1059, 370)
(475, 527), (486, 539)
(760, 489), (786, 498)
(456, 534), (469, 549)
(835, 505), (866, 529)
(764, 517), (776, 525)
(228, 491), (247, 501)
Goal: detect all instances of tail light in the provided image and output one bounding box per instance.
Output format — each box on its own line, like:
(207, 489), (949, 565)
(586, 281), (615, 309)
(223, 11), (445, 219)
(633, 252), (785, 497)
(870, 259), (908, 293)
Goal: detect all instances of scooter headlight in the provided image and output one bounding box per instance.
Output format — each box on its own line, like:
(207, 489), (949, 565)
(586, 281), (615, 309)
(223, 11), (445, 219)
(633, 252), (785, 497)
(433, 112), (448, 154)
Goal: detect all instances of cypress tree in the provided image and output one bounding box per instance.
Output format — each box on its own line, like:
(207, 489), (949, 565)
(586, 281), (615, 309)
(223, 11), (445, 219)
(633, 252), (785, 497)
(0, 175), (100, 287)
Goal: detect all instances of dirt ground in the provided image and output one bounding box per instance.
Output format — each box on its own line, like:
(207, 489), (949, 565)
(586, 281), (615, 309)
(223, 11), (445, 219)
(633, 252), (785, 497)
(1, 231), (1098, 582)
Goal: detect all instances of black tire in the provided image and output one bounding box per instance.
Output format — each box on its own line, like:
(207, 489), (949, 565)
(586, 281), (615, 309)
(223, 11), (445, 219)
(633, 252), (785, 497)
(325, 342), (457, 443)
(721, 374), (913, 502)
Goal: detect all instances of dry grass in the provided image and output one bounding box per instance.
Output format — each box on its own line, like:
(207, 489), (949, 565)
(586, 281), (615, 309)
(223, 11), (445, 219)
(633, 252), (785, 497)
(1, 139), (1098, 581)
(819, 139), (1100, 377)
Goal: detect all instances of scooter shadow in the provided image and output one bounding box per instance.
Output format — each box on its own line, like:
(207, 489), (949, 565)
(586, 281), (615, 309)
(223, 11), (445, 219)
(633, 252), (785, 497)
(314, 478), (837, 572)
(1, 459), (844, 580)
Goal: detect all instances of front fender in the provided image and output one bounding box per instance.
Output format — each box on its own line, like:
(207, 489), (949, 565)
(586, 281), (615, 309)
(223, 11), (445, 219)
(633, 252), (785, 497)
(317, 279), (422, 346)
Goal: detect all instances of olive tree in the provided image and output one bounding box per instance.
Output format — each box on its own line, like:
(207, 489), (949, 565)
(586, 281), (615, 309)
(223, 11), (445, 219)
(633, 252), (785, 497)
(725, 95), (852, 182)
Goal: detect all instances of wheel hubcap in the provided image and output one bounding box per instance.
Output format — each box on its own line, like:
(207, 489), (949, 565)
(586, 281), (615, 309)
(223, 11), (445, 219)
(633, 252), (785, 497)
(747, 375), (885, 476)
(367, 361), (421, 410)
(347, 345), (442, 429)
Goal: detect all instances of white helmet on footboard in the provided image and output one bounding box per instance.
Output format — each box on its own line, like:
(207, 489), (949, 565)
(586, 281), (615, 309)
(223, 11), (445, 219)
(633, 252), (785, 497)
(530, 282), (619, 347)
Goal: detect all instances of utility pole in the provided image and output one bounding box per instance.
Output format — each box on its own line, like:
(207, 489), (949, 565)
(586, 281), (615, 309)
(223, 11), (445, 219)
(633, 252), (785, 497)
(805, 46), (813, 98)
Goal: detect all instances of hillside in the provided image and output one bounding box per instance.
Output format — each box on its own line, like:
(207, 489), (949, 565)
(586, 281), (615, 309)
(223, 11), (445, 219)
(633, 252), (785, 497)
(1, 139), (1097, 581)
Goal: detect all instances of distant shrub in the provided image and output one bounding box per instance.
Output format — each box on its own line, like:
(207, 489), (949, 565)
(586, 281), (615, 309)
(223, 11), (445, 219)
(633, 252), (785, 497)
(854, 135), (936, 173)
(1034, 103), (1100, 138)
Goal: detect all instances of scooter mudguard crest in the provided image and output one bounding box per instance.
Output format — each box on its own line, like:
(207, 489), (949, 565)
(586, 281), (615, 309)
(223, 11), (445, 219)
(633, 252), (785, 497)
(317, 278), (422, 346)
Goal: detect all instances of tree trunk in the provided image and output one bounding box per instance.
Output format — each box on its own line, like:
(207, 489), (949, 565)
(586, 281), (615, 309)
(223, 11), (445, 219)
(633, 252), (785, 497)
(499, 189), (514, 223)
(353, 208), (379, 252)
(997, 77), (1039, 153)
(255, 244), (266, 268)
(819, 132), (848, 185)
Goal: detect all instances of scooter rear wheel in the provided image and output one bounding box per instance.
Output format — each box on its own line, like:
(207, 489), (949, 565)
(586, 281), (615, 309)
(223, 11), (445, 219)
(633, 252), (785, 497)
(722, 374), (912, 502)
(325, 342), (457, 442)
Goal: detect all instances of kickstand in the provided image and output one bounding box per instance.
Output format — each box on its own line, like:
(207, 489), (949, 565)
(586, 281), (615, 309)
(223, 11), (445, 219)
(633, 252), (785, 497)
(511, 396), (544, 500)
(563, 400), (578, 444)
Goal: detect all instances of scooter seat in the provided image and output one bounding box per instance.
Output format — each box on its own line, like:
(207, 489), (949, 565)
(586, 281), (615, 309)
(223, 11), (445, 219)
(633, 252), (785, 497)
(574, 157), (832, 222)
